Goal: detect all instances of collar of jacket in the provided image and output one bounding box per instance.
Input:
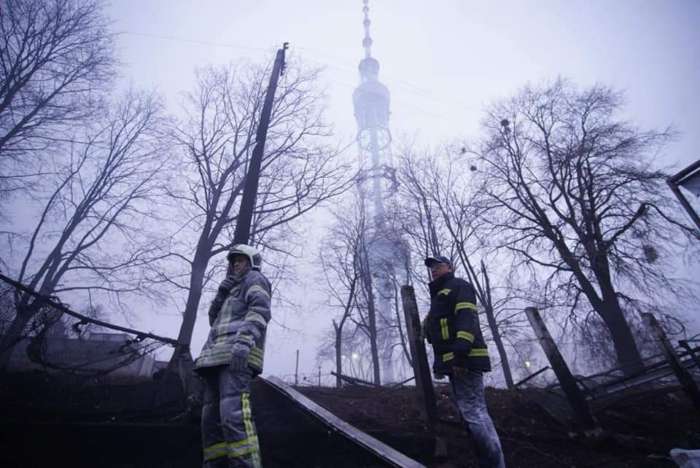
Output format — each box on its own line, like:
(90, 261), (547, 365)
(231, 267), (251, 284)
(428, 272), (454, 296)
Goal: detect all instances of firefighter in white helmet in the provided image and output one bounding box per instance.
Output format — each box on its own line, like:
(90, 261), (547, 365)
(194, 244), (271, 468)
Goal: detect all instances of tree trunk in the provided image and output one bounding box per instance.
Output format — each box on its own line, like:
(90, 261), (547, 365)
(480, 261), (514, 389)
(483, 303), (514, 389)
(554, 236), (644, 376)
(334, 321), (343, 388)
(597, 298), (644, 374)
(0, 289), (47, 371)
(168, 253), (209, 371)
(0, 308), (32, 370)
(361, 267), (381, 386)
(394, 282), (413, 367)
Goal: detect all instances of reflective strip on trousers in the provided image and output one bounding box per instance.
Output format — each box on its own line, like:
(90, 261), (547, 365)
(203, 437), (260, 462)
(240, 392), (262, 468)
(203, 442), (228, 462)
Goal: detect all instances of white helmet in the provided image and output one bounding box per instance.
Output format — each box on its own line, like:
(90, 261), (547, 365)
(227, 244), (262, 271)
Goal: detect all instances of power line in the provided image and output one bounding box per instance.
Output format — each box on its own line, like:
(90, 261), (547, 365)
(120, 31), (268, 53)
(119, 31), (482, 120)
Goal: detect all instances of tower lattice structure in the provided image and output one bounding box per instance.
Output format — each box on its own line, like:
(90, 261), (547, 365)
(352, 0), (406, 383)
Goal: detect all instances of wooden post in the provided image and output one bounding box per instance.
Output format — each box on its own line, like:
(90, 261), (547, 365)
(400, 285), (436, 429)
(525, 307), (599, 431)
(642, 313), (700, 411)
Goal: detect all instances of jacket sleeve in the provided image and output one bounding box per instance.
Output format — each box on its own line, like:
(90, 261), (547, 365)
(208, 293), (226, 326)
(234, 272), (272, 348)
(451, 280), (478, 356)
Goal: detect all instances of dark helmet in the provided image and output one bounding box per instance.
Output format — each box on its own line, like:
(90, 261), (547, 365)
(227, 244), (262, 271)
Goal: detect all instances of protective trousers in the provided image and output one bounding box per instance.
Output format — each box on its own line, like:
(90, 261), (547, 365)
(201, 366), (261, 468)
(449, 368), (506, 468)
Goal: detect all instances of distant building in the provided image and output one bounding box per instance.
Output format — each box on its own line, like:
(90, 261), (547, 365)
(6, 330), (157, 380)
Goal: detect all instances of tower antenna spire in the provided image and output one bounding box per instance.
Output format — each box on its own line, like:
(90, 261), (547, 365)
(362, 0), (372, 58)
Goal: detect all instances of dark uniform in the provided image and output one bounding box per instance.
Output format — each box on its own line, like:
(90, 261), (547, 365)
(425, 271), (490, 375)
(425, 268), (505, 468)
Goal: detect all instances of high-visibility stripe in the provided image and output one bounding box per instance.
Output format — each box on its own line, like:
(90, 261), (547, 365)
(236, 334), (255, 346)
(245, 311), (268, 327)
(213, 319), (246, 335)
(438, 288), (451, 296)
(249, 305), (270, 316)
(229, 442), (257, 458)
(204, 437), (262, 461)
(240, 393), (261, 467)
(248, 356), (263, 368)
(203, 442), (228, 461)
(440, 318), (449, 340)
(457, 331), (474, 342)
(245, 284), (271, 301)
(249, 347), (264, 360)
(248, 346), (264, 367)
(228, 436), (257, 450)
(442, 352), (454, 362)
(468, 347), (489, 357)
(455, 302), (477, 313)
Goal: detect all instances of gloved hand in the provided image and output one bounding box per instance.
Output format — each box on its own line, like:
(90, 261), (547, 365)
(218, 276), (236, 294)
(230, 341), (251, 372)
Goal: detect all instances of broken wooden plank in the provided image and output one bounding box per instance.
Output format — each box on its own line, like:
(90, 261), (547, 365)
(525, 307), (600, 432)
(261, 376), (425, 468)
(642, 313), (700, 411)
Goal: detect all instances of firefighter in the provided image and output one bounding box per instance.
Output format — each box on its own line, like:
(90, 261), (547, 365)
(194, 244), (271, 468)
(422, 255), (506, 468)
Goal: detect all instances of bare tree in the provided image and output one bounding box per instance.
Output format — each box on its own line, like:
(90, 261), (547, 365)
(319, 207), (361, 387)
(471, 79), (697, 375)
(0, 91), (166, 368)
(395, 149), (516, 388)
(154, 63), (352, 362)
(0, 0), (114, 193)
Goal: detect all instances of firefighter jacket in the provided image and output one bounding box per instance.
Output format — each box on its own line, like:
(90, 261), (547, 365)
(194, 269), (271, 375)
(425, 272), (491, 375)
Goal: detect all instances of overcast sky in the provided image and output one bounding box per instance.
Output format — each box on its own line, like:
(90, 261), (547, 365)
(105, 0), (700, 381)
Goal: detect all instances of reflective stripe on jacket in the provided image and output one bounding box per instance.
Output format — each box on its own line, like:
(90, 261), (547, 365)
(195, 269), (271, 375)
(426, 272), (491, 374)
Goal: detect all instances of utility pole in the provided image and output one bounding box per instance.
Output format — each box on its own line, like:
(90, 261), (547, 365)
(168, 43), (289, 384)
(295, 349), (300, 386)
(233, 42), (289, 247)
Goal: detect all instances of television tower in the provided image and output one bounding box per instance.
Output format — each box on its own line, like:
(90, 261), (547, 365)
(352, 0), (404, 383)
